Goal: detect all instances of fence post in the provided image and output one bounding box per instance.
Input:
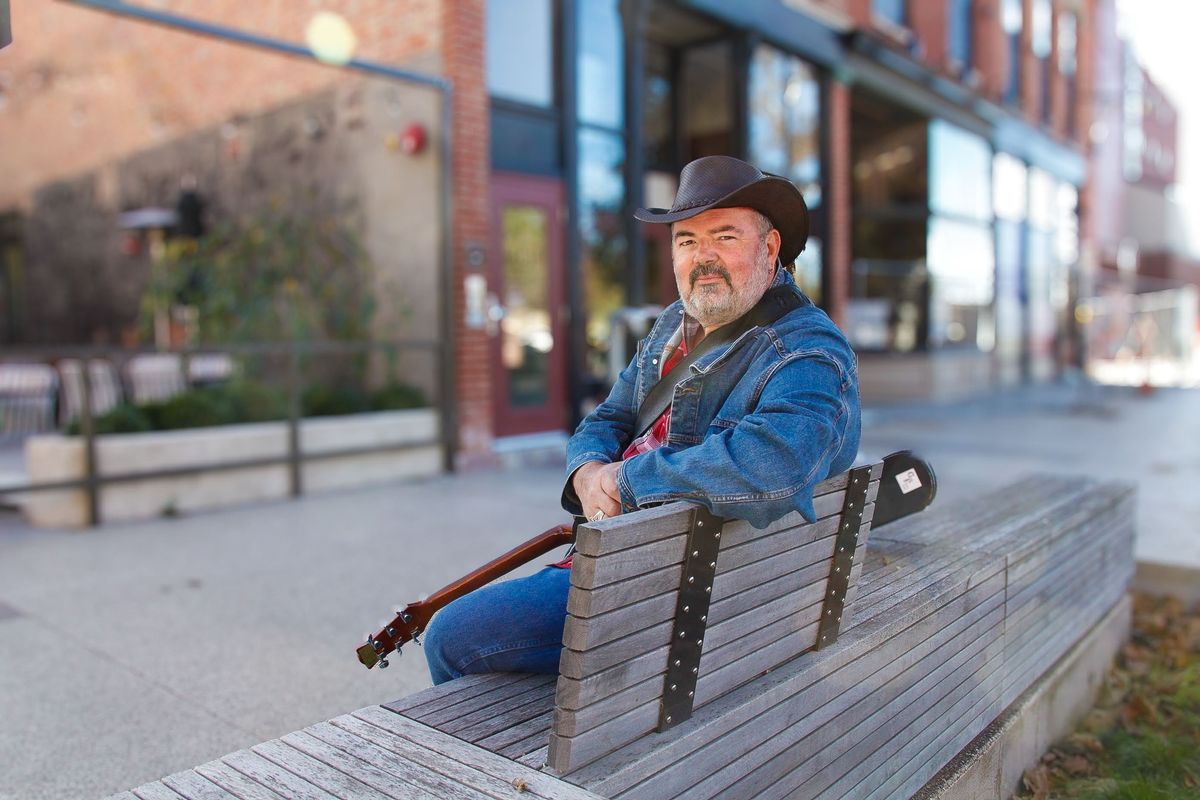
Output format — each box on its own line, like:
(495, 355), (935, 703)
(79, 357), (100, 526)
(286, 340), (303, 498)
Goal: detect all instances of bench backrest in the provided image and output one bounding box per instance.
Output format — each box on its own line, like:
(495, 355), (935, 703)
(548, 459), (884, 773)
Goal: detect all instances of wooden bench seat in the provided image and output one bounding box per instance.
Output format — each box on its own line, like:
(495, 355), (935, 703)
(111, 467), (1136, 800)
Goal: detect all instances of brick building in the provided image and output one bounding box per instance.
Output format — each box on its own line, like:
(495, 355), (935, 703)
(1085, 4), (1196, 290)
(1, 0), (1118, 464)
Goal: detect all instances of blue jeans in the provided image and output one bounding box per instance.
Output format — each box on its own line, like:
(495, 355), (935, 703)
(423, 566), (571, 685)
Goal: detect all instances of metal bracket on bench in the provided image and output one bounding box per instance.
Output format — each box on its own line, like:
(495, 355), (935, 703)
(658, 504), (725, 732)
(815, 465), (872, 651)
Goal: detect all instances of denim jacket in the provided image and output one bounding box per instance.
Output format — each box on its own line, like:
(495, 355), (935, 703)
(562, 268), (861, 529)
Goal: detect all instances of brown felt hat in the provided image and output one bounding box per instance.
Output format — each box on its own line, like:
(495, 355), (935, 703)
(634, 155), (810, 265)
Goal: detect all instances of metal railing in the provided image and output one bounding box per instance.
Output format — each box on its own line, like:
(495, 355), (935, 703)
(1078, 283), (1199, 388)
(0, 338), (451, 526)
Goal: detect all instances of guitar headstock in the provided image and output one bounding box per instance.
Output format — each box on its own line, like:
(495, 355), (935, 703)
(356, 602), (434, 669)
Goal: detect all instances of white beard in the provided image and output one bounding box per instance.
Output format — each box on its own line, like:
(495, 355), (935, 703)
(679, 245), (775, 332)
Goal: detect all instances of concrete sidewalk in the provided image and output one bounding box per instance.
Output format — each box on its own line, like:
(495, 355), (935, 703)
(0, 381), (1197, 799)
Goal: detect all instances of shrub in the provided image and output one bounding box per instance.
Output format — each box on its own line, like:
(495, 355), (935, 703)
(371, 383), (427, 410)
(65, 379), (423, 434)
(66, 403), (153, 435)
(143, 389), (233, 431)
(302, 384), (372, 417)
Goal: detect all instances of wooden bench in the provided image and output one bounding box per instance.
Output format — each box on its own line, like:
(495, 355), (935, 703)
(111, 461), (1136, 800)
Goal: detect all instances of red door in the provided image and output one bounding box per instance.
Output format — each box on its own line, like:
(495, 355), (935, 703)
(488, 173), (567, 436)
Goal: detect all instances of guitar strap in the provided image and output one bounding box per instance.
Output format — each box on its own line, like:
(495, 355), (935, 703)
(632, 286), (804, 439)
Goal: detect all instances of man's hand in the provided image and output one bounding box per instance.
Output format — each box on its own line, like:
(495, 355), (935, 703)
(573, 461), (623, 520)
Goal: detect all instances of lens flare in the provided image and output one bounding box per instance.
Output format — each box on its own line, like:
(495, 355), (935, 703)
(305, 12), (357, 66)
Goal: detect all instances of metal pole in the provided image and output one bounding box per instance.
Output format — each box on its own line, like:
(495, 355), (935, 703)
(286, 342), (303, 498)
(79, 358), (100, 526)
(438, 86), (458, 473)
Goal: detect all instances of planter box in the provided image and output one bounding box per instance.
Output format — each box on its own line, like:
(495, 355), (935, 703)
(22, 409), (440, 528)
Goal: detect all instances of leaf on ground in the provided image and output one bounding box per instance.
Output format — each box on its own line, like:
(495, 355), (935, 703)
(1022, 764), (1051, 800)
(1062, 754), (1094, 777)
(1120, 692), (1158, 727)
(1063, 732), (1104, 754)
(1080, 708), (1117, 734)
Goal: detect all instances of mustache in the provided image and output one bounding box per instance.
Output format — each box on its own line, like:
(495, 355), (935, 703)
(689, 263), (732, 289)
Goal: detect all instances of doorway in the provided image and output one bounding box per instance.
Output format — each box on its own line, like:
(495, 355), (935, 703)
(488, 172), (567, 436)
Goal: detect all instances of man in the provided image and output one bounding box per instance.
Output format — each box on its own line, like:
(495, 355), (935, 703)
(423, 156), (860, 685)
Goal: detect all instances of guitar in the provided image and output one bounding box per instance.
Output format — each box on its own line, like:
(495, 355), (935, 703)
(356, 521), (577, 669)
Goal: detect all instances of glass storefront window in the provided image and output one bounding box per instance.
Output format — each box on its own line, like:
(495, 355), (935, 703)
(1002, 0), (1022, 104)
(794, 239), (823, 306)
(948, 0), (972, 69)
(577, 0), (624, 130)
(927, 217), (995, 347)
(929, 120), (991, 223)
(1058, 13), (1077, 75)
(499, 205), (552, 406)
(682, 40), (734, 161)
(993, 152), (1028, 221)
(927, 218), (995, 306)
(644, 42), (673, 169)
(1055, 183), (1079, 267)
(1031, 0), (1052, 59)
(852, 123), (927, 211)
(872, 0), (905, 26)
(486, 0), (553, 106)
(749, 44), (822, 209)
(1028, 168), (1056, 231)
(578, 128), (627, 388)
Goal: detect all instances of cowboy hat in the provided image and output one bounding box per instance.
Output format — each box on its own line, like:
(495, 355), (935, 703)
(634, 155), (810, 265)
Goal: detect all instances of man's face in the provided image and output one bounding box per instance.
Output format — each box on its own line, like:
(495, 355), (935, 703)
(671, 207), (782, 333)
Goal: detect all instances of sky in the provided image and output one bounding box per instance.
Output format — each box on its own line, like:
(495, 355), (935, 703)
(1115, 0), (1200, 252)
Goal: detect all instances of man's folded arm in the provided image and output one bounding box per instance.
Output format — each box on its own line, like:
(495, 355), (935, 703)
(561, 354), (642, 515)
(616, 354), (860, 528)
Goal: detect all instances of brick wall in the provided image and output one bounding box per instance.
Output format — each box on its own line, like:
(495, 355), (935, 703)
(908, 0), (948, 69)
(826, 79), (852, 330)
(440, 0), (495, 467)
(0, 0), (442, 210)
(972, 0), (1006, 101)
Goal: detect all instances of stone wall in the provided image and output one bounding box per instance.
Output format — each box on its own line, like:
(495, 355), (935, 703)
(15, 74), (443, 391)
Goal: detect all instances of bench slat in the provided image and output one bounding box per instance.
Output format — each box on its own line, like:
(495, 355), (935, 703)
(668, 594), (1006, 800)
(559, 501), (878, 680)
(563, 517), (867, 653)
(350, 708), (605, 800)
(558, 567), (834, 706)
(569, 547), (1005, 797)
(480, 710), (557, 755)
(450, 686), (558, 741)
(282, 727), (461, 800)
(719, 610), (1005, 800)
(571, 464), (883, 559)
(160, 769), (240, 800)
(567, 513), (847, 619)
(428, 675), (556, 733)
(548, 466), (883, 773)
(318, 719), (504, 800)
(250, 740), (394, 800)
(220, 751), (340, 800)
(132, 783), (187, 800)
(193, 760), (287, 800)
(385, 672), (527, 716)
(300, 722), (511, 800)
(825, 641), (1004, 800)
